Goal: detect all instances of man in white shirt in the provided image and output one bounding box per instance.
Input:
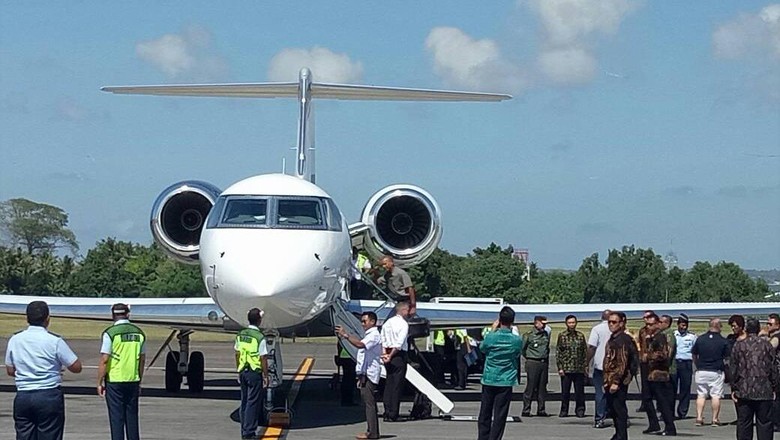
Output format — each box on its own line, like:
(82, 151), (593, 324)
(586, 309), (612, 429)
(380, 302), (410, 422)
(336, 311), (382, 440)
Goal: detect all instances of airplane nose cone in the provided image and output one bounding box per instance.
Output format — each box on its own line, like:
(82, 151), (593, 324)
(201, 230), (348, 330)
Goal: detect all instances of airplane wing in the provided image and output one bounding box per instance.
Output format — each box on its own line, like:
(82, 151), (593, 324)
(0, 294), (226, 330)
(346, 299), (780, 328)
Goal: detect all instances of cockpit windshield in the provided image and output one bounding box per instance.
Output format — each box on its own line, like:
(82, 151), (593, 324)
(207, 195), (340, 231)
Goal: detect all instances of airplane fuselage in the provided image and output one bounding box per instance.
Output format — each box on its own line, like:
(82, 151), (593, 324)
(199, 173), (351, 330)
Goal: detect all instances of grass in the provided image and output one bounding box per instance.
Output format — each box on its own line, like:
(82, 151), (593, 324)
(0, 313), (340, 343)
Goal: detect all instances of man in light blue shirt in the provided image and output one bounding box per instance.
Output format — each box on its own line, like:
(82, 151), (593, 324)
(674, 313), (697, 419)
(5, 301), (83, 440)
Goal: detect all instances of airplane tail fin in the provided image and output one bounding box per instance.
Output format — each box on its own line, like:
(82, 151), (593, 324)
(102, 82), (511, 102)
(102, 69), (511, 183)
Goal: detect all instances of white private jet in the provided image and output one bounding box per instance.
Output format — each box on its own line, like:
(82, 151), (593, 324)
(2, 68), (777, 416)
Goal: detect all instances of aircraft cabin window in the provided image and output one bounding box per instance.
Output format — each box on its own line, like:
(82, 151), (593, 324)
(275, 198), (326, 229)
(220, 198), (268, 227)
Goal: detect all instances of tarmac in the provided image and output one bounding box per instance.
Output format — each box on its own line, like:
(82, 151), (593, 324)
(0, 337), (743, 440)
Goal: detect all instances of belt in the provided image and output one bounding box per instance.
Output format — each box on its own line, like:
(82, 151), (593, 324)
(526, 358), (548, 362)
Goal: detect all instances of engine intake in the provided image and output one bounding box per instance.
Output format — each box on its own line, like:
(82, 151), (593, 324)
(360, 184), (442, 266)
(150, 180), (221, 265)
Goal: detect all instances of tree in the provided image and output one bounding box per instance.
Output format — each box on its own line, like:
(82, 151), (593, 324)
(577, 252), (605, 303)
(603, 245), (667, 303)
(0, 198), (78, 255)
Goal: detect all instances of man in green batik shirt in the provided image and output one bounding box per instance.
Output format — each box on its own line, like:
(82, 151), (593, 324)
(477, 306), (524, 440)
(556, 314), (587, 418)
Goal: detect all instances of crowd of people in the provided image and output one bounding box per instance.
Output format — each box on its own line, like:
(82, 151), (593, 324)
(474, 308), (780, 440)
(4, 259), (780, 440)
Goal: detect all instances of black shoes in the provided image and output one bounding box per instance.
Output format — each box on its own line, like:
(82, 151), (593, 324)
(558, 412), (568, 418)
(656, 431), (677, 436)
(536, 411), (550, 417)
(521, 411), (531, 417)
(642, 427), (662, 435)
(594, 420), (607, 429)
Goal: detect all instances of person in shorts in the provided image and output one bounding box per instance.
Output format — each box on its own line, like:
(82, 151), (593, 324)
(692, 318), (730, 426)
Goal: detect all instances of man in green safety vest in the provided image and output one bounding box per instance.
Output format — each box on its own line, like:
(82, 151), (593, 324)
(97, 303), (146, 440)
(235, 308), (269, 440)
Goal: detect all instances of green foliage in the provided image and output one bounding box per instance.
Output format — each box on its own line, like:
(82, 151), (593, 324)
(0, 198), (78, 255)
(0, 197), (769, 304)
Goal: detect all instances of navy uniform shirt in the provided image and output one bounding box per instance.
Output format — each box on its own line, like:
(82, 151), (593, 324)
(5, 326), (78, 391)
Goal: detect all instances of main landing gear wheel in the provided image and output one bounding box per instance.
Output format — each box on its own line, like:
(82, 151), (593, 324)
(165, 351), (182, 393)
(187, 351), (205, 393)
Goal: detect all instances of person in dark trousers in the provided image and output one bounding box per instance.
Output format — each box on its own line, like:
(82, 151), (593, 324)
(636, 311), (659, 414)
(643, 320), (677, 436)
(477, 306), (524, 440)
(603, 311), (639, 440)
(97, 303), (146, 440)
(235, 308), (269, 439)
(522, 315), (551, 417)
(336, 340), (357, 405)
(336, 311), (383, 440)
(730, 318), (779, 440)
(766, 313), (780, 433)
(692, 318), (730, 426)
(556, 314), (587, 418)
(586, 309), (612, 429)
(5, 301), (83, 440)
(673, 314), (696, 420)
(454, 329), (471, 390)
(380, 301), (410, 422)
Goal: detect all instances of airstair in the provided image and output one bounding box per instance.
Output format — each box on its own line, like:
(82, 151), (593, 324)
(330, 288), (454, 414)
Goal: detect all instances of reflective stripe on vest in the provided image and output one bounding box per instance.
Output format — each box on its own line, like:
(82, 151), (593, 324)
(433, 330), (445, 346)
(236, 328), (264, 372)
(104, 323), (145, 383)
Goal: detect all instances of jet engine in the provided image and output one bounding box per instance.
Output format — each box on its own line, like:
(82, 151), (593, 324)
(150, 180), (221, 265)
(360, 184), (442, 267)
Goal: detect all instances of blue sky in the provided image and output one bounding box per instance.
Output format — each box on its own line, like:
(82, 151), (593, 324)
(1, 1), (778, 270)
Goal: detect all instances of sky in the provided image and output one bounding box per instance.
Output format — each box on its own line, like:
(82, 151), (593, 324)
(0, 1), (778, 270)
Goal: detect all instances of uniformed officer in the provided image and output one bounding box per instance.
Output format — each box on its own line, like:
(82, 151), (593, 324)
(235, 308), (270, 439)
(4, 300), (83, 440)
(97, 303), (146, 440)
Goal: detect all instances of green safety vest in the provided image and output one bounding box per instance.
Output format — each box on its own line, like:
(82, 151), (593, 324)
(339, 343), (351, 359)
(456, 329), (468, 344)
(104, 323), (145, 383)
(236, 328), (265, 372)
(433, 330), (445, 346)
(356, 253), (369, 270)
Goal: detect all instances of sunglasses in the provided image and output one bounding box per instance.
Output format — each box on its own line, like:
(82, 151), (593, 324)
(608, 320), (620, 324)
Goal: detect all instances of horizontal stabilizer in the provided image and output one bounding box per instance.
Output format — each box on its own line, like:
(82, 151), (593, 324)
(102, 82), (511, 102)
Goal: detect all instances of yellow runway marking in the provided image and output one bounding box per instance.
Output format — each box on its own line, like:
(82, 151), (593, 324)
(260, 356), (315, 440)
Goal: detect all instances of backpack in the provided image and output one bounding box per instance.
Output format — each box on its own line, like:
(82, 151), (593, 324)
(409, 392), (432, 420)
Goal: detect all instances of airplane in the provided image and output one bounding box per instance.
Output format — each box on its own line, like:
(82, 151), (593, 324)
(1, 68), (778, 417)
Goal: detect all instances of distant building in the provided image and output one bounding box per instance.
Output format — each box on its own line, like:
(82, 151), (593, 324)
(511, 248), (531, 281)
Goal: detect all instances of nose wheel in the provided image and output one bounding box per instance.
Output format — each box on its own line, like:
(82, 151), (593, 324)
(157, 330), (206, 393)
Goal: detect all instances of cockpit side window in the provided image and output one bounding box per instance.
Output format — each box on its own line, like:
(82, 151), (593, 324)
(275, 198), (326, 229)
(219, 198), (268, 227)
(324, 198), (343, 232)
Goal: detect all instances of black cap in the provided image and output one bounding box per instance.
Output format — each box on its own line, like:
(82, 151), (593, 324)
(678, 313), (689, 324)
(111, 303), (130, 316)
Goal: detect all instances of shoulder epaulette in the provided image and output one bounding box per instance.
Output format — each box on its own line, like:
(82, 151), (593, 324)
(13, 329), (24, 335)
(47, 331), (62, 338)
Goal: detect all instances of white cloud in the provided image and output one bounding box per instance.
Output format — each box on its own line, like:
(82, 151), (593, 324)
(528, 0), (637, 85)
(135, 25), (228, 81)
(425, 27), (527, 93)
(529, 0), (636, 46)
(536, 47), (597, 85)
(267, 47), (363, 83)
(713, 4), (780, 60)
